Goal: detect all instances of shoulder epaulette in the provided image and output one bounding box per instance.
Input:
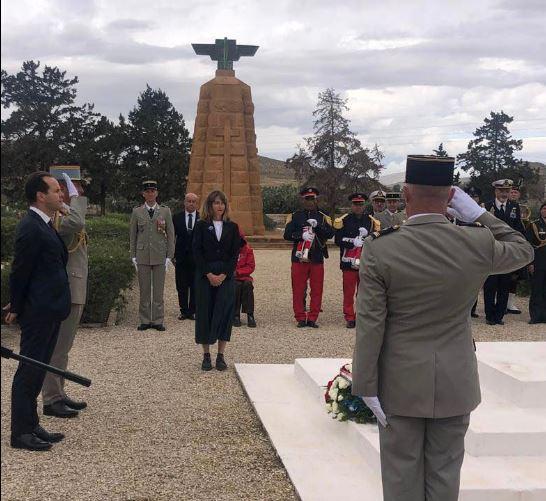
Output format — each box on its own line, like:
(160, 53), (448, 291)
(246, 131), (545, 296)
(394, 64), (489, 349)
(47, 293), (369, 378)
(319, 211), (332, 226)
(371, 225), (400, 239)
(285, 213), (293, 224)
(458, 221), (485, 228)
(370, 215), (381, 232)
(333, 214), (348, 230)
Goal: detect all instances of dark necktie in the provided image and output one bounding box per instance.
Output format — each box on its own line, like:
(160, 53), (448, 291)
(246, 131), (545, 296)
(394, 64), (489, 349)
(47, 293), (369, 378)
(48, 220), (55, 230)
(500, 204), (505, 217)
(188, 213), (193, 230)
(148, 208), (154, 219)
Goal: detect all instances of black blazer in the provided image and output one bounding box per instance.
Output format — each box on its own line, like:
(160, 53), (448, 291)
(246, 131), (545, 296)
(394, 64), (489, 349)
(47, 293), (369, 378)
(192, 219), (241, 278)
(173, 211), (199, 262)
(9, 210), (71, 321)
(484, 200), (525, 233)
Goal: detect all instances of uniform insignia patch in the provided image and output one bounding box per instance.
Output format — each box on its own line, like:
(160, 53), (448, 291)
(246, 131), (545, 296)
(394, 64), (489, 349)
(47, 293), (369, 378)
(371, 225), (400, 239)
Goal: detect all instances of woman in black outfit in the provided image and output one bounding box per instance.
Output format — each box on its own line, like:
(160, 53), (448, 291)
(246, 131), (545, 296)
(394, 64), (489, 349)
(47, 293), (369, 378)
(192, 190), (241, 371)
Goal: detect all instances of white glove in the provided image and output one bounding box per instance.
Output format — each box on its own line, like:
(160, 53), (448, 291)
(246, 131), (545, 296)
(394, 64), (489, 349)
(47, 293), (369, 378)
(353, 236), (363, 248)
(302, 229), (314, 242)
(447, 186), (486, 223)
(62, 173), (79, 198)
(358, 227), (368, 238)
(362, 396), (388, 427)
(306, 218), (318, 228)
(165, 257), (173, 271)
(131, 257), (138, 271)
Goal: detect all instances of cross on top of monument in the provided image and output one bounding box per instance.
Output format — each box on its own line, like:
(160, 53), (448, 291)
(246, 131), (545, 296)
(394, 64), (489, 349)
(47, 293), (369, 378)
(192, 37), (259, 70)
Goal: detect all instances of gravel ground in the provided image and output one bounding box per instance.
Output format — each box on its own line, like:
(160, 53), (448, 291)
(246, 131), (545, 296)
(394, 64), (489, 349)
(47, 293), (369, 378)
(1, 249), (544, 500)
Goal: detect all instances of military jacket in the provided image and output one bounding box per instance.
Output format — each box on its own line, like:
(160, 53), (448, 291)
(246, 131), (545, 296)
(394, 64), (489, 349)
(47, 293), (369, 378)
(130, 204), (175, 266)
(527, 217), (546, 270)
(351, 212), (534, 418)
(376, 209), (406, 229)
(54, 196), (89, 305)
(283, 208), (334, 264)
(483, 200), (525, 234)
(334, 212), (380, 270)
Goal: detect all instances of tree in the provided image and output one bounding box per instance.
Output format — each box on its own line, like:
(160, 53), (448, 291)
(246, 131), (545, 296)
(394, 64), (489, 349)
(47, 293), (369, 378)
(433, 143), (449, 157)
(286, 88), (384, 217)
(457, 111), (538, 200)
(119, 85), (191, 203)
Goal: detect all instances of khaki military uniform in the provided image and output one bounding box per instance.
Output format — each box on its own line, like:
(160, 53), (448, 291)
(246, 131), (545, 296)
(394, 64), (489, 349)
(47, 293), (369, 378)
(376, 209), (406, 229)
(352, 212), (534, 501)
(42, 196), (89, 405)
(130, 204), (175, 325)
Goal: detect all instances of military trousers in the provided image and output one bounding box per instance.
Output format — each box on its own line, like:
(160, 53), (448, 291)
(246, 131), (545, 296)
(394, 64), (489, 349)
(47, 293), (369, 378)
(529, 269), (546, 322)
(378, 414), (469, 501)
(138, 264), (166, 325)
(483, 273), (511, 322)
(342, 269), (360, 321)
(42, 303), (84, 405)
(291, 262), (324, 322)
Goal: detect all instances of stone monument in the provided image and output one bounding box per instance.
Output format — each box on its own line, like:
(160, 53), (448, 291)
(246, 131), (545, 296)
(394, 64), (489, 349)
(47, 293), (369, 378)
(187, 37), (265, 235)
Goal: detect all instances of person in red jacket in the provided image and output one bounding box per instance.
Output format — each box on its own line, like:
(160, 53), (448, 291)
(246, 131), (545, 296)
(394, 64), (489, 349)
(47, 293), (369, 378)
(233, 230), (257, 328)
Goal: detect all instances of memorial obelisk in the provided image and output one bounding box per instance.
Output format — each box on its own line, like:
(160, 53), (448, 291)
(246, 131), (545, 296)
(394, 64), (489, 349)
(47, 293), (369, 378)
(186, 37), (265, 235)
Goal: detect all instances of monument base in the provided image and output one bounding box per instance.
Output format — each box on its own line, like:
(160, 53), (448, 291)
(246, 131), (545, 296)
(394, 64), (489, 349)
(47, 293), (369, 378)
(236, 343), (546, 501)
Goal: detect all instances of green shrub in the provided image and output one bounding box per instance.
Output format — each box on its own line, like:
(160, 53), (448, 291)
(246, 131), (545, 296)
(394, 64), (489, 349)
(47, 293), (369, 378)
(1, 216), (18, 261)
(262, 185), (300, 214)
(86, 213), (130, 244)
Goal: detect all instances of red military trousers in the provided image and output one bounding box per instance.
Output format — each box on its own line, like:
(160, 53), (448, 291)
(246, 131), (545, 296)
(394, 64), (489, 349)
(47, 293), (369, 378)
(291, 262), (324, 322)
(342, 269), (360, 321)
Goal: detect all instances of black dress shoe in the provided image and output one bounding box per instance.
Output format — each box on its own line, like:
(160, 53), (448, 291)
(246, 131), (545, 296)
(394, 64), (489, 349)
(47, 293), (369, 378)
(346, 320), (356, 328)
(137, 323), (151, 331)
(496, 320), (505, 325)
(233, 316), (242, 327)
(486, 319), (496, 325)
(63, 396), (87, 410)
(34, 425), (64, 443)
(11, 433), (52, 451)
(152, 324), (166, 331)
(201, 354), (213, 371)
(247, 315), (257, 328)
(178, 313), (186, 320)
(187, 313), (195, 320)
(506, 308), (521, 314)
(43, 401), (79, 418)
(216, 354), (228, 371)
(471, 312), (479, 318)
(306, 320), (319, 328)
(297, 320), (307, 328)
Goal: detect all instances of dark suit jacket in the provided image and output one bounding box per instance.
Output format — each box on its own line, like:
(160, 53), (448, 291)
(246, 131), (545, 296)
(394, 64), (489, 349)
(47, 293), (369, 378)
(192, 219), (241, 278)
(9, 210), (71, 321)
(173, 210), (199, 263)
(484, 200), (525, 234)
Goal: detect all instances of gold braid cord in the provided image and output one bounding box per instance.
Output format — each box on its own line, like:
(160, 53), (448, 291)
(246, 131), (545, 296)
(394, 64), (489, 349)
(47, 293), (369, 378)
(53, 211), (88, 253)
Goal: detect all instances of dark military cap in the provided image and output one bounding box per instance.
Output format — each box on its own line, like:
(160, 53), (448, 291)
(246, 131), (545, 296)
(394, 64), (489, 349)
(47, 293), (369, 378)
(142, 180), (158, 190)
(386, 192), (401, 200)
(465, 186), (482, 198)
(405, 155), (455, 186)
(491, 179), (513, 189)
(300, 186), (319, 199)
(349, 192), (368, 203)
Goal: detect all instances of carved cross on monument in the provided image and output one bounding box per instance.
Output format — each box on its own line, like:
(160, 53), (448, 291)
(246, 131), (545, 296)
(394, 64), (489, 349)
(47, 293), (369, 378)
(212, 121), (241, 198)
(192, 37), (259, 70)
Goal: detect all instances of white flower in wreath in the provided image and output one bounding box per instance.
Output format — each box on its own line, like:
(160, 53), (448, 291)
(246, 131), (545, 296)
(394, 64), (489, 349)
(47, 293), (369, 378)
(325, 403), (332, 413)
(329, 388), (338, 400)
(332, 402), (339, 414)
(337, 394), (344, 402)
(331, 378), (339, 389)
(338, 379), (349, 390)
(337, 413), (347, 421)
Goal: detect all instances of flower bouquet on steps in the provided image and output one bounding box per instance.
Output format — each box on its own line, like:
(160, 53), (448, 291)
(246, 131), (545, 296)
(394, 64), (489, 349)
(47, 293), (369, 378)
(325, 363), (376, 423)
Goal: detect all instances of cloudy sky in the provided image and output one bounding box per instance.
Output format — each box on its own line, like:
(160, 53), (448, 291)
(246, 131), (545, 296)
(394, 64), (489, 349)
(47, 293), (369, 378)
(2, 0), (545, 174)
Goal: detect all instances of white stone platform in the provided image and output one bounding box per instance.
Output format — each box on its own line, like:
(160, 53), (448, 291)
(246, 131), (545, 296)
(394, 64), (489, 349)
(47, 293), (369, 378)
(236, 342), (546, 501)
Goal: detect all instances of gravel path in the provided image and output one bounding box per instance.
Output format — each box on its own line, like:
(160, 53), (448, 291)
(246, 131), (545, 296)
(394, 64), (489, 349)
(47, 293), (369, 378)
(1, 249), (544, 500)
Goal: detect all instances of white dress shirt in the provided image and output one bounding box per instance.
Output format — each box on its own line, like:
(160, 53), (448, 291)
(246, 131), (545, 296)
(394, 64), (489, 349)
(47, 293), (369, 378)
(30, 206), (51, 224)
(213, 220), (223, 241)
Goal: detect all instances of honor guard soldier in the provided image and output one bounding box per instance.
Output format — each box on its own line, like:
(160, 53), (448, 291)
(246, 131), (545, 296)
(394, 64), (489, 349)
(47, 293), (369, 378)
(334, 193), (380, 328)
(369, 190), (387, 216)
(482, 179), (526, 323)
(526, 202), (546, 324)
(377, 192), (406, 229)
(352, 155), (533, 501)
(130, 180), (175, 331)
(283, 187), (334, 328)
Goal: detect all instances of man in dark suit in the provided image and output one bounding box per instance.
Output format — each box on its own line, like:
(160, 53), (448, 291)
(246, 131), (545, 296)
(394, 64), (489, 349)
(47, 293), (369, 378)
(172, 193), (199, 320)
(482, 179), (526, 325)
(4, 172), (71, 451)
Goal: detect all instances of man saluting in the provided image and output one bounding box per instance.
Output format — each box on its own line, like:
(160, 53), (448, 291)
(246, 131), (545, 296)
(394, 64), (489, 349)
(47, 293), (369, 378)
(351, 155), (533, 501)
(283, 187), (334, 328)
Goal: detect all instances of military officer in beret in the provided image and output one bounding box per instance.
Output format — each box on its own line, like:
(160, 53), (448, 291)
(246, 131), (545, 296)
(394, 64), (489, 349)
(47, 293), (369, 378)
(482, 179), (526, 323)
(526, 202), (546, 324)
(130, 180), (175, 331)
(352, 155), (533, 501)
(376, 192), (406, 229)
(283, 187), (334, 328)
(334, 193), (380, 328)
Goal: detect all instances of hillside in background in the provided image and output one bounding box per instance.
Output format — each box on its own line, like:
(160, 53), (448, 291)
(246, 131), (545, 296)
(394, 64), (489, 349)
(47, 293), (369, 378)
(259, 155), (296, 187)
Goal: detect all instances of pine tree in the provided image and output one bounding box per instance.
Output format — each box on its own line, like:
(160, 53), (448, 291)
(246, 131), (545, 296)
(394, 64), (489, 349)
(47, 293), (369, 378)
(286, 88), (383, 216)
(457, 111), (537, 200)
(433, 143), (449, 157)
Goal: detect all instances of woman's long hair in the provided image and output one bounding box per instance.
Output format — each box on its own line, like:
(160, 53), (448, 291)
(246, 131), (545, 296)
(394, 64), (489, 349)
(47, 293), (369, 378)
(201, 190), (230, 222)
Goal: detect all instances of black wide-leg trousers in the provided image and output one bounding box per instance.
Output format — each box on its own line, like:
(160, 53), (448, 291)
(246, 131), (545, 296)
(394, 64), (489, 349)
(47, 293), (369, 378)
(483, 273), (511, 322)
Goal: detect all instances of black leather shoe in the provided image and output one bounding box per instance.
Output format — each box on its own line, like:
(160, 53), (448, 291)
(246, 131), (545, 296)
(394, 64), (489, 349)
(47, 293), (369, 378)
(346, 320), (356, 328)
(201, 354), (213, 371)
(152, 324), (166, 331)
(307, 320), (319, 328)
(471, 312), (479, 318)
(186, 313), (195, 320)
(34, 425), (64, 443)
(233, 316), (242, 327)
(178, 313), (186, 320)
(137, 323), (151, 331)
(11, 433), (52, 451)
(297, 320), (307, 328)
(506, 309), (521, 314)
(486, 319), (496, 325)
(496, 320), (505, 325)
(216, 354), (227, 371)
(43, 402), (79, 418)
(247, 315), (257, 328)
(63, 396), (87, 410)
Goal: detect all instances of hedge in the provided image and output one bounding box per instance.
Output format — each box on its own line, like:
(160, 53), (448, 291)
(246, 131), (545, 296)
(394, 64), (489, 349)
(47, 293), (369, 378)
(1, 216), (17, 261)
(262, 185), (300, 214)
